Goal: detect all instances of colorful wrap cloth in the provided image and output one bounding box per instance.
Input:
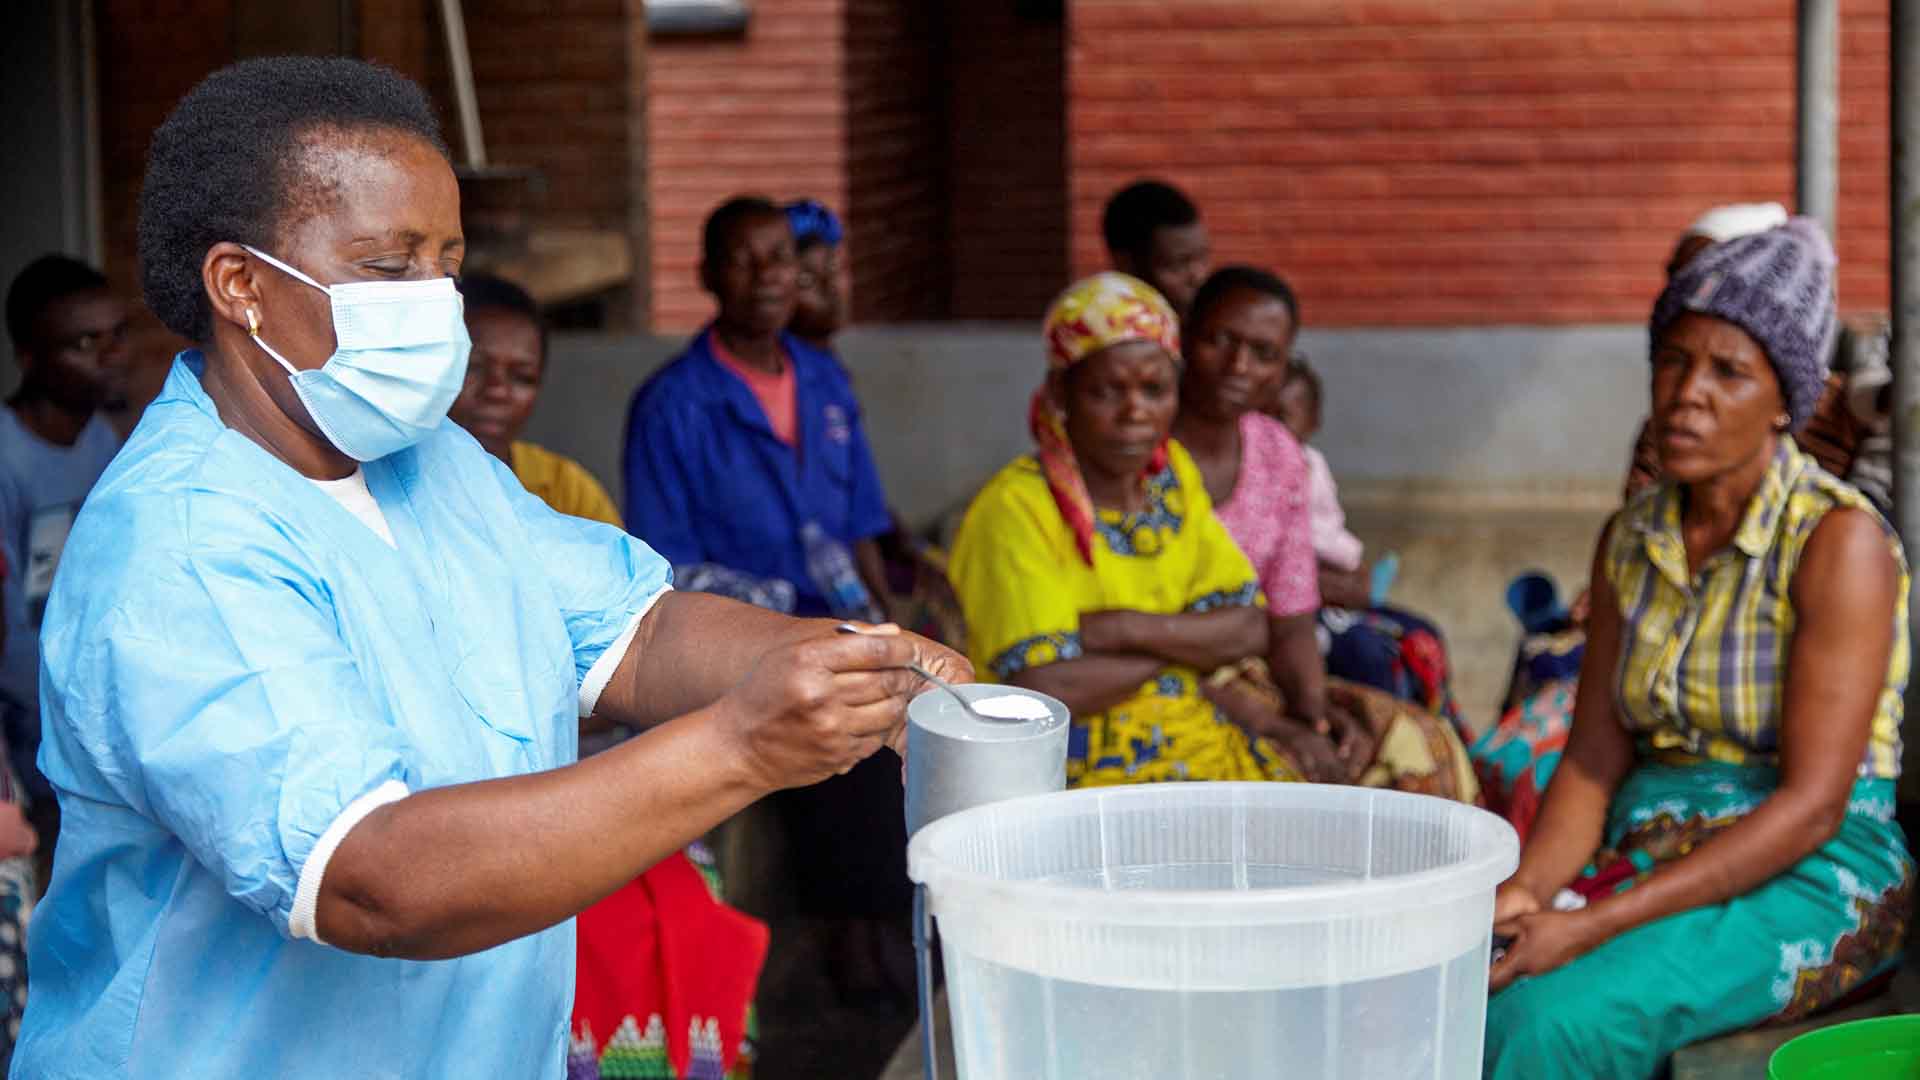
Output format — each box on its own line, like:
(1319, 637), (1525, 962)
(569, 845), (768, 1080)
(1033, 272), (1181, 566)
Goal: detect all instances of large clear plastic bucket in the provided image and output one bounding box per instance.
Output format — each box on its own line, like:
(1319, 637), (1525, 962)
(908, 782), (1520, 1078)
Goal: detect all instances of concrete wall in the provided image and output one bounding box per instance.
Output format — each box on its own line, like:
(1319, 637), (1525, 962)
(528, 323), (1647, 530)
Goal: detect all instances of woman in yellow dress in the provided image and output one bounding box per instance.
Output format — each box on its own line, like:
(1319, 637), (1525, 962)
(950, 272), (1475, 795)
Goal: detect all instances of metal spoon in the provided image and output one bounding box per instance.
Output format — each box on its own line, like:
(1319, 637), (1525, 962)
(834, 622), (1005, 723)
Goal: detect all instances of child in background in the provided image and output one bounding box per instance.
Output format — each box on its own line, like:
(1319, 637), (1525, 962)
(1274, 366), (1370, 598)
(1271, 364), (1463, 740)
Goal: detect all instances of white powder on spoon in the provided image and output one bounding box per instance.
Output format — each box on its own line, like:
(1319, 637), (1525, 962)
(969, 693), (1053, 721)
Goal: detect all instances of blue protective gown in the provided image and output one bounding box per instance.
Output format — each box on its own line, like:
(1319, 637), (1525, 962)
(12, 353), (671, 1079)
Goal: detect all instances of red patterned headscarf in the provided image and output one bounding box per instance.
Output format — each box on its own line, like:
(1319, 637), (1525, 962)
(1033, 272), (1182, 565)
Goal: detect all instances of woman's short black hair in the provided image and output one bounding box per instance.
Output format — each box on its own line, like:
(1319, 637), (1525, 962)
(1187, 265), (1300, 335)
(138, 56), (447, 342)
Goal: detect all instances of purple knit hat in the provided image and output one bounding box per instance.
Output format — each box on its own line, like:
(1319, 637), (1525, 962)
(1650, 216), (1837, 430)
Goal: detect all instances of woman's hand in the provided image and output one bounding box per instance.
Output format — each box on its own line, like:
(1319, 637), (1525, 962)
(1488, 908), (1608, 993)
(898, 627), (975, 756)
(1265, 723), (1348, 783)
(1205, 675), (1348, 782)
(719, 623), (970, 791)
(1317, 565), (1371, 610)
(1320, 683), (1398, 772)
(1493, 878), (1543, 925)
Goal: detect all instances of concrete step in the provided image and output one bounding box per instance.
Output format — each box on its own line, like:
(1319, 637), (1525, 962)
(877, 990), (952, 1080)
(1669, 962), (1919, 1080)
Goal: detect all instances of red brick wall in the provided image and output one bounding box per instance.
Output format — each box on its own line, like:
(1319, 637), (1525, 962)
(96, 0), (238, 304)
(647, 0), (850, 332)
(465, 0), (634, 233)
(1068, 0), (1892, 326)
(945, 3), (1069, 320)
(844, 0), (947, 322)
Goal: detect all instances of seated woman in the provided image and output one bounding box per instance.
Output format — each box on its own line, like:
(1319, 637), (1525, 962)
(446, 275), (764, 1080)
(1484, 219), (1912, 1077)
(951, 272), (1473, 798)
(1476, 203), (1869, 842)
(1173, 266), (1477, 798)
(1268, 362), (1466, 737)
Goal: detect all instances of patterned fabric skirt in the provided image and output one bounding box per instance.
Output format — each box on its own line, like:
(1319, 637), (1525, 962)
(569, 844), (766, 1080)
(1485, 762), (1913, 1079)
(0, 855), (27, 1075)
(1471, 681), (1574, 845)
(1472, 628), (1587, 842)
(1319, 605), (1466, 739)
(1116, 663), (1484, 803)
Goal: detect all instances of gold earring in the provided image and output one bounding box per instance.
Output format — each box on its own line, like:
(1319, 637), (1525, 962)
(246, 309), (260, 335)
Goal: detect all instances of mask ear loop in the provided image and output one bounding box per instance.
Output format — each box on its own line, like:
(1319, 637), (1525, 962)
(245, 307), (301, 378)
(241, 244), (331, 295)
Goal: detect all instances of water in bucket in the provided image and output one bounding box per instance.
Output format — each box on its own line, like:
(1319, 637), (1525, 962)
(908, 782), (1518, 1079)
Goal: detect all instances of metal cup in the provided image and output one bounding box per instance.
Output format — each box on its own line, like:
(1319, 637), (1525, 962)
(904, 682), (1069, 838)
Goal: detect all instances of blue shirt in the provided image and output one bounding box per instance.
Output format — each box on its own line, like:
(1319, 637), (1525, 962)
(622, 329), (891, 615)
(0, 407), (120, 800)
(14, 354), (671, 1079)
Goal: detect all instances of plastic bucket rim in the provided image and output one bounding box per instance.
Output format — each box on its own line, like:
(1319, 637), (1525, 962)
(908, 781), (1521, 927)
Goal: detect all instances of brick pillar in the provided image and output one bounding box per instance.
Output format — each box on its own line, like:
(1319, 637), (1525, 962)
(646, 0), (852, 332)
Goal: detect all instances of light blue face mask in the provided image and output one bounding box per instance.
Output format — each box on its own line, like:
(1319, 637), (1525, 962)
(242, 245), (472, 462)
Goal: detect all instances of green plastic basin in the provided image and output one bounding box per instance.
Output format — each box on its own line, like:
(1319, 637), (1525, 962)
(1770, 1015), (1920, 1080)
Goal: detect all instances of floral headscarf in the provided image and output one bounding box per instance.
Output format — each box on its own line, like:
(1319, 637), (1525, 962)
(1033, 272), (1182, 565)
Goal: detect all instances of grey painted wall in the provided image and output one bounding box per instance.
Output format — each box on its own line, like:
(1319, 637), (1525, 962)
(1, 3), (97, 329)
(527, 323), (1649, 530)
(1305, 325), (1646, 511)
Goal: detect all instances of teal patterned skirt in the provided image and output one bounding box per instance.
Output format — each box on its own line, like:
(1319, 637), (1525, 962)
(1485, 762), (1913, 1079)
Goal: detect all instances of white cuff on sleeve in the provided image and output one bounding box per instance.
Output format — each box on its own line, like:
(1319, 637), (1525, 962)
(289, 778), (411, 945)
(578, 586), (669, 719)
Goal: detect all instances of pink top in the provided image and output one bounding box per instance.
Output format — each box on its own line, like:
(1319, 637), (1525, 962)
(711, 333), (798, 446)
(1213, 412), (1321, 618)
(1302, 444), (1365, 572)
